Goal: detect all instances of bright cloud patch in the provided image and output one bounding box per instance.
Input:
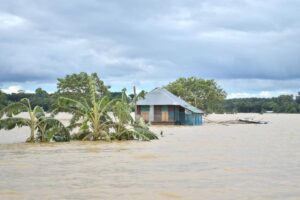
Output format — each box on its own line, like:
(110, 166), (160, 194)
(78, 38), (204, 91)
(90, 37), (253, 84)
(0, 13), (26, 29)
(1, 85), (24, 94)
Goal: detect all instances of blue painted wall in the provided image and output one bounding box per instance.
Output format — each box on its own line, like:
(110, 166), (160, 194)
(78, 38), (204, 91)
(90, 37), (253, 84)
(185, 113), (203, 125)
(139, 105), (203, 125)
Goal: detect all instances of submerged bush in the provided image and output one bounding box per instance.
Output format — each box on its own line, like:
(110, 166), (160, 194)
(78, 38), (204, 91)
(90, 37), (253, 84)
(0, 98), (69, 143)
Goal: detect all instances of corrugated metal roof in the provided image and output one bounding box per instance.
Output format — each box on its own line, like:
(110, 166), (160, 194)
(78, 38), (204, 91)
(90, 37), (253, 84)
(136, 88), (204, 114)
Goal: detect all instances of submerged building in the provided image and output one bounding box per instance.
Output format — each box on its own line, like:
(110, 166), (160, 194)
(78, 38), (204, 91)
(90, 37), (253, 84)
(136, 88), (204, 125)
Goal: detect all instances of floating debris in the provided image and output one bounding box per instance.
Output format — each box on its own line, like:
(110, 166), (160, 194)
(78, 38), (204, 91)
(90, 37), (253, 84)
(205, 118), (268, 125)
(238, 119), (268, 124)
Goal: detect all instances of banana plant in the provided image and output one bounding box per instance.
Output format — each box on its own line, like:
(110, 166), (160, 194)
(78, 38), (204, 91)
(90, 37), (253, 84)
(111, 89), (158, 141)
(0, 98), (69, 142)
(56, 77), (115, 141)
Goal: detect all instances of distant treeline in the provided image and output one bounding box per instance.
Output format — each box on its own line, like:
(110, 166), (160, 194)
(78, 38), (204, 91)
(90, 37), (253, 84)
(0, 89), (123, 112)
(2, 91), (300, 114)
(1, 72), (300, 113)
(224, 95), (300, 113)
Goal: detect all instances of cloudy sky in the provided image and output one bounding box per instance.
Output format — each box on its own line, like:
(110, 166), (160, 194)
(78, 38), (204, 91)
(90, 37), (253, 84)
(0, 0), (299, 98)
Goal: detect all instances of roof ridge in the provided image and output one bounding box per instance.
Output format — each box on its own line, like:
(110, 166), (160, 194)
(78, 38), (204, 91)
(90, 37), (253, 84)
(136, 87), (204, 113)
(160, 88), (178, 102)
(155, 88), (178, 104)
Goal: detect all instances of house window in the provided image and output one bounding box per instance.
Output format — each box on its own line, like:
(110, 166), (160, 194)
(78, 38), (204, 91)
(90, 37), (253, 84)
(141, 105), (150, 121)
(161, 105), (168, 121)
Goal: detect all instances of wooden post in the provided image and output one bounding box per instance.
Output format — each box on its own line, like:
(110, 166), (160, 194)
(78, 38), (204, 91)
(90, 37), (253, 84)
(133, 86), (137, 121)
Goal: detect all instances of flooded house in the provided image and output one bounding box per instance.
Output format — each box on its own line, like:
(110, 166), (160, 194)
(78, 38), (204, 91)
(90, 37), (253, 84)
(136, 88), (204, 125)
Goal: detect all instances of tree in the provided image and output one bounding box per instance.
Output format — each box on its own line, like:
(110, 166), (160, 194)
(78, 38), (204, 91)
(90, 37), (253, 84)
(56, 76), (115, 141)
(128, 87), (146, 113)
(223, 95), (300, 113)
(295, 92), (300, 104)
(17, 89), (25, 94)
(56, 72), (109, 102)
(0, 98), (69, 142)
(276, 95), (295, 113)
(129, 87), (146, 109)
(35, 88), (48, 96)
(165, 77), (227, 113)
(110, 92), (123, 100)
(30, 88), (53, 111)
(0, 90), (8, 110)
(111, 89), (157, 141)
(56, 78), (158, 141)
(7, 92), (33, 103)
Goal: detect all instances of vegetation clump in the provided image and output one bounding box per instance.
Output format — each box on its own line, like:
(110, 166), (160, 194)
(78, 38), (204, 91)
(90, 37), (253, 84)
(2, 74), (299, 114)
(166, 77), (227, 113)
(55, 77), (157, 142)
(3, 72), (299, 143)
(224, 95), (300, 113)
(0, 98), (69, 142)
(0, 73), (158, 143)
(110, 89), (158, 141)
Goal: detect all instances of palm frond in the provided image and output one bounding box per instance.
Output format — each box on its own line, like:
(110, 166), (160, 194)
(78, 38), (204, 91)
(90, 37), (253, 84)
(58, 97), (88, 115)
(0, 102), (28, 118)
(0, 117), (30, 130)
(113, 101), (133, 124)
(20, 98), (31, 109)
(33, 106), (45, 118)
(98, 97), (117, 117)
(133, 127), (158, 140)
(37, 116), (70, 142)
(111, 120), (157, 141)
(68, 113), (82, 130)
(67, 122), (82, 130)
(39, 117), (64, 128)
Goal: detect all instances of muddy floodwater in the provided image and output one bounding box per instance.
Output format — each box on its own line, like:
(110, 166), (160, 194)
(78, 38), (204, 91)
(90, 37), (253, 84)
(0, 114), (300, 200)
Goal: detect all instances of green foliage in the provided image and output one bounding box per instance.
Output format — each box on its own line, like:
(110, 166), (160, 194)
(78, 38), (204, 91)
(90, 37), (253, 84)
(133, 118), (158, 140)
(224, 95), (300, 113)
(0, 100), (28, 118)
(56, 72), (110, 102)
(110, 92), (123, 100)
(35, 88), (48, 96)
(57, 80), (158, 141)
(0, 117), (30, 130)
(31, 88), (54, 111)
(6, 93), (33, 104)
(296, 96), (300, 104)
(128, 89), (146, 112)
(56, 75), (115, 141)
(110, 127), (158, 141)
(0, 98), (69, 143)
(113, 90), (133, 126)
(0, 88), (54, 112)
(129, 90), (146, 102)
(110, 90), (158, 141)
(133, 127), (158, 141)
(0, 91), (8, 110)
(166, 77), (227, 113)
(110, 89), (136, 140)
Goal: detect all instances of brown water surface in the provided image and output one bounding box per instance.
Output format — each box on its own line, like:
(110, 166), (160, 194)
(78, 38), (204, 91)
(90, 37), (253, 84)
(0, 114), (300, 200)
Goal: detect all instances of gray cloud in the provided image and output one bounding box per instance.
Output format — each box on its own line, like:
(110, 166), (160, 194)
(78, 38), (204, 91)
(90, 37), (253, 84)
(0, 0), (300, 94)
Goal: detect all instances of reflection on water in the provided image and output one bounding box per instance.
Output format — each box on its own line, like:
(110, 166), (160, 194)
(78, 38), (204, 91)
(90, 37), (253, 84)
(0, 114), (300, 200)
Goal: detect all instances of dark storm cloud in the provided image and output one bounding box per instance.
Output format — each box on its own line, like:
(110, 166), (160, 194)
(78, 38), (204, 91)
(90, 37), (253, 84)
(0, 0), (300, 93)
